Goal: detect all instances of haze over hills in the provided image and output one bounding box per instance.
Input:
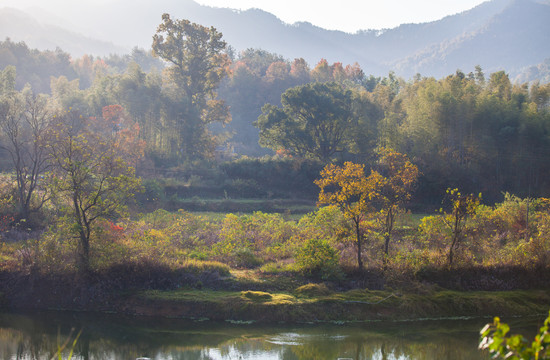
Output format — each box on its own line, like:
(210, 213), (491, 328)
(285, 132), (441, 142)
(0, 8), (126, 57)
(0, 0), (548, 79)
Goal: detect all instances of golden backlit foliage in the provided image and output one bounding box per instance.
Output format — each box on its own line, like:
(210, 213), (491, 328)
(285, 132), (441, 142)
(315, 148), (419, 268)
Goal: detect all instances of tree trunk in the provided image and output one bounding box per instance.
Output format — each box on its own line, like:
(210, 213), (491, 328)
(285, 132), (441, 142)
(78, 230), (90, 273)
(448, 244), (455, 267)
(448, 214), (461, 267)
(384, 234), (390, 266)
(74, 195), (90, 273)
(355, 219), (363, 270)
(448, 231), (459, 267)
(383, 207), (394, 268)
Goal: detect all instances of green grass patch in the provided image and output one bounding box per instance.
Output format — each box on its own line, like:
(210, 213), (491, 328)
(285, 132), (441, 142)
(294, 283), (332, 297)
(314, 289), (401, 305)
(129, 288), (550, 322)
(142, 289), (240, 302)
(259, 262), (297, 274)
(141, 289), (299, 306)
(240, 291), (296, 305)
(241, 290), (272, 302)
(179, 260), (231, 276)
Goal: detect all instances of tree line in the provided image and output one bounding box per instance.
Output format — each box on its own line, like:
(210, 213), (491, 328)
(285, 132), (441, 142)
(1, 15), (550, 204)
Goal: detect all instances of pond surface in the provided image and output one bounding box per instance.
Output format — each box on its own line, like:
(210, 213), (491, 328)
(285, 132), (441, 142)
(0, 311), (542, 359)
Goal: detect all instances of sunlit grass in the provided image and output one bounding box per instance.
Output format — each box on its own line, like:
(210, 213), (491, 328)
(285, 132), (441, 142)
(137, 287), (550, 322)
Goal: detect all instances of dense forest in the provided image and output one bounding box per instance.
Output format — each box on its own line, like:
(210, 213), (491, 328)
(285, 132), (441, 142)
(1, 14), (550, 312)
(2, 32), (549, 203)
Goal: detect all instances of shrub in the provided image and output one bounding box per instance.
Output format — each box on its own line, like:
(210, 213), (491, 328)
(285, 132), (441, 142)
(297, 205), (351, 241)
(34, 230), (77, 274)
(140, 179), (166, 203)
(188, 250), (208, 261)
(259, 261), (295, 274)
(233, 248), (263, 268)
(213, 212), (296, 262)
(295, 237), (342, 280)
(0, 175), (16, 234)
(179, 259), (231, 277)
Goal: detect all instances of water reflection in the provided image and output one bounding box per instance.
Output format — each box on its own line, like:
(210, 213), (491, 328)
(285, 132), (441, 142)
(0, 311), (538, 360)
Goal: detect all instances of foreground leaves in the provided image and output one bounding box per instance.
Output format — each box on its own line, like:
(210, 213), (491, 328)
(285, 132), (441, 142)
(480, 311), (550, 359)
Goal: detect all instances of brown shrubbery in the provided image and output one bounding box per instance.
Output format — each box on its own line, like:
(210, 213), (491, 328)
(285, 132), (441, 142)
(1, 190), (550, 292)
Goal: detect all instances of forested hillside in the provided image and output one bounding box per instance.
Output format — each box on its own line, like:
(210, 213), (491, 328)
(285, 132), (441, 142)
(516, 58), (550, 84)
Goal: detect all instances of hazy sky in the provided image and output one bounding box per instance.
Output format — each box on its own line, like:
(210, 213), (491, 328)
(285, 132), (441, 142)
(195, 0), (488, 32)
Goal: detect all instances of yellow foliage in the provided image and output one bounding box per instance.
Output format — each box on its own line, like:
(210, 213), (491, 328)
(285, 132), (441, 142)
(315, 162), (373, 222)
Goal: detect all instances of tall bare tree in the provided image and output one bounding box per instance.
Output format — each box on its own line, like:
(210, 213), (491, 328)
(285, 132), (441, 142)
(0, 88), (52, 223)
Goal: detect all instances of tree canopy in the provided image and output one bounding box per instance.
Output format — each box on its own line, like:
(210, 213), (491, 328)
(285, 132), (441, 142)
(256, 82), (356, 162)
(152, 14), (230, 161)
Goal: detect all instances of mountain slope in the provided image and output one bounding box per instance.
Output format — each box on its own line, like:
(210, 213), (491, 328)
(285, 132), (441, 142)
(0, 7), (127, 57)
(391, 0), (550, 77)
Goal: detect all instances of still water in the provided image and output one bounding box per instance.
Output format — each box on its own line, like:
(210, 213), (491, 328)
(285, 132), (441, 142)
(0, 311), (542, 360)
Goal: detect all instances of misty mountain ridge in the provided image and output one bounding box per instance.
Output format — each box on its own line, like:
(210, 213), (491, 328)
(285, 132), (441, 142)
(0, 0), (548, 80)
(0, 7), (127, 57)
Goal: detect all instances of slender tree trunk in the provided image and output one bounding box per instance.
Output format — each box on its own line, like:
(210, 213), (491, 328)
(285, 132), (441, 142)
(448, 215), (461, 267)
(448, 243), (454, 267)
(384, 234), (390, 265)
(78, 230), (90, 272)
(355, 219), (363, 270)
(73, 195), (90, 273)
(383, 207), (394, 267)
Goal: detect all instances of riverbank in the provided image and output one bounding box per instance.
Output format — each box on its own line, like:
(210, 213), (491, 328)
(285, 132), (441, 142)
(1, 268), (549, 323)
(112, 288), (549, 323)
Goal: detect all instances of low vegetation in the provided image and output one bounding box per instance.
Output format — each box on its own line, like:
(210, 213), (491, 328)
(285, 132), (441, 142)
(1, 190), (549, 319)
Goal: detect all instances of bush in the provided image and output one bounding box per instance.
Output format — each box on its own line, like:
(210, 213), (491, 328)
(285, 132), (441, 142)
(297, 205), (351, 241)
(259, 261), (295, 274)
(179, 259), (231, 277)
(0, 175), (16, 234)
(140, 179), (166, 203)
(188, 250), (208, 261)
(233, 248), (263, 268)
(295, 237), (342, 280)
(213, 212), (296, 262)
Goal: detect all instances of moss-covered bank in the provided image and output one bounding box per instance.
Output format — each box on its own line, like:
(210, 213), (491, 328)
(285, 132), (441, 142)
(1, 265), (549, 323)
(102, 288), (550, 323)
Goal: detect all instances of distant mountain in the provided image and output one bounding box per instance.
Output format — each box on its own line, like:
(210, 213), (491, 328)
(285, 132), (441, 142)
(390, 0), (550, 78)
(514, 58), (550, 83)
(1, 0), (549, 80)
(0, 7), (127, 57)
